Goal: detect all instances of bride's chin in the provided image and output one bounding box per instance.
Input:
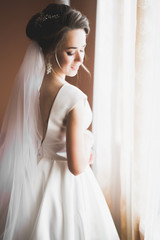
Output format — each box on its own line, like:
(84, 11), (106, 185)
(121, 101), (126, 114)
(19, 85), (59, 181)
(68, 72), (78, 77)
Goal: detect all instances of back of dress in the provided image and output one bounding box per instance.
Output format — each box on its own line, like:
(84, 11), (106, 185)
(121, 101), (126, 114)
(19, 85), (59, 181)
(38, 82), (92, 162)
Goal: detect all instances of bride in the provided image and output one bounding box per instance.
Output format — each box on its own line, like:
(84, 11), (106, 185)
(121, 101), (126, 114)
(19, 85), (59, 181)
(0, 3), (119, 240)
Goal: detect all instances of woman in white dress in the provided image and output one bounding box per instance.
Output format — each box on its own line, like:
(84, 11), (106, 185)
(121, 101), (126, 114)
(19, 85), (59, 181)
(0, 3), (119, 240)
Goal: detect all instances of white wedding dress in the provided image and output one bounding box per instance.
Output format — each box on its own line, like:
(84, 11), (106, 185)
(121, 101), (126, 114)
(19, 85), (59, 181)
(11, 82), (119, 240)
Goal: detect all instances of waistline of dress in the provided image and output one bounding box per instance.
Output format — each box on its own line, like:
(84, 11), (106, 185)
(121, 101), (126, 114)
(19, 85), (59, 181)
(37, 148), (67, 163)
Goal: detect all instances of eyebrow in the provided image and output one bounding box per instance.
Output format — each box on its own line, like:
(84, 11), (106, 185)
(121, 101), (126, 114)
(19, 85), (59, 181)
(66, 44), (86, 50)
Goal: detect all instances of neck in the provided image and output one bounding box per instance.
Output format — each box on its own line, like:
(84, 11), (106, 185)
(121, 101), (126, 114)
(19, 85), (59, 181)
(45, 70), (66, 85)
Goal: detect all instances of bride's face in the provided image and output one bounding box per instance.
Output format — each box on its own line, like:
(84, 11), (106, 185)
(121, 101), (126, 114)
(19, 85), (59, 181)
(53, 29), (86, 77)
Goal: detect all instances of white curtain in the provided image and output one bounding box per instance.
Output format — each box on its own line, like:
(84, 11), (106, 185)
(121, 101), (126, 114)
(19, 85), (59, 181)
(138, 2), (160, 239)
(92, 0), (160, 239)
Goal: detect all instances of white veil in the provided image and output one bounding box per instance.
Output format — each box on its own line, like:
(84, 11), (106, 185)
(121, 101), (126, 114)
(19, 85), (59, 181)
(0, 41), (45, 240)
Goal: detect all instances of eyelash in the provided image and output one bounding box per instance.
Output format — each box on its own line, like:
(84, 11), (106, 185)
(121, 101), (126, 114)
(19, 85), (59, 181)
(67, 50), (85, 56)
(67, 52), (74, 56)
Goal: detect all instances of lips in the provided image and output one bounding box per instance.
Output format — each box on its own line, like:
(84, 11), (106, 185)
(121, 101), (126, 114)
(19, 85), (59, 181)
(71, 65), (80, 71)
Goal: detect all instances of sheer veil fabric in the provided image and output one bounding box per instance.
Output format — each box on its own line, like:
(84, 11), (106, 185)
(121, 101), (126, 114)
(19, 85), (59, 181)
(0, 42), (45, 240)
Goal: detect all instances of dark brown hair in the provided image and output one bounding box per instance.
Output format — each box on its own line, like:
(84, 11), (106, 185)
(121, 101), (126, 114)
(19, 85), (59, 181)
(26, 4), (90, 54)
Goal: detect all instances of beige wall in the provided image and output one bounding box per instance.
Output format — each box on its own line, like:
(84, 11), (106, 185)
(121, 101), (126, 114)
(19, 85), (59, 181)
(0, 0), (97, 127)
(0, 0), (48, 127)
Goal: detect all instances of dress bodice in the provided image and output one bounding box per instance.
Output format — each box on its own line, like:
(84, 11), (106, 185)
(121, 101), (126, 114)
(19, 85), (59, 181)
(37, 83), (93, 162)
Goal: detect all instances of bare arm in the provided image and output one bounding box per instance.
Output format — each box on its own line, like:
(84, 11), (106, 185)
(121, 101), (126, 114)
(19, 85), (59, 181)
(66, 101), (89, 176)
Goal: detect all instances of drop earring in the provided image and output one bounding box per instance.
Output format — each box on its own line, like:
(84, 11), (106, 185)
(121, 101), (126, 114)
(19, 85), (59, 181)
(46, 59), (52, 75)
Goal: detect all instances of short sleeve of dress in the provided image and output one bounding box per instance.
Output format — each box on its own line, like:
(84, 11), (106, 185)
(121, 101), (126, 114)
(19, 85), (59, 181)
(62, 83), (92, 130)
(65, 84), (87, 114)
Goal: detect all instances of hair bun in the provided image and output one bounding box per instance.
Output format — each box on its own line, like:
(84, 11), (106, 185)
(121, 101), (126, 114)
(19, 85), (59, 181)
(26, 13), (41, 41)
(26, 4), (70, 43)
(26, 4), (90, 52)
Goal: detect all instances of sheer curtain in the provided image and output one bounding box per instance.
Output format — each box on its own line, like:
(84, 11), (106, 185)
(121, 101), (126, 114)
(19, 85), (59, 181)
(92, 0), (160, 239)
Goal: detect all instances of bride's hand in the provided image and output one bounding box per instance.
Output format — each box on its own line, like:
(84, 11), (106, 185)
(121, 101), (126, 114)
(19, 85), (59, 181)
(89, 149), (94, 165)
(84, 130), (94, 164)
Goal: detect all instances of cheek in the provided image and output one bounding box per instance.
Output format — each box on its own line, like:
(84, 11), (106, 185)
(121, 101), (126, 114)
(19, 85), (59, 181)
(58, 53), (71, 69)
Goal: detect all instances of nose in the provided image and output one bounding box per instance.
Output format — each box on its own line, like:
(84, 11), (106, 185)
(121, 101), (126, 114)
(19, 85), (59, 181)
(75, 51), (84, 63)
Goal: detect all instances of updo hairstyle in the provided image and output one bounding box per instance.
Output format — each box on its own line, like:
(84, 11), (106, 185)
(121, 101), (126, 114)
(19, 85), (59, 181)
(26, 4), (90, 55)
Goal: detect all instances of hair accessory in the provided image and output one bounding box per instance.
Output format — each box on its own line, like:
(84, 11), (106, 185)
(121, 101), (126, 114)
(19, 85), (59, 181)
(46, 60), (52, 74)
(36, 13), (60, 25)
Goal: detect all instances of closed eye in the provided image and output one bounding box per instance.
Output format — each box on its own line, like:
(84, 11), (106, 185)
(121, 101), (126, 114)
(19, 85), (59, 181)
(67, 52), (74, 56)
(67, 48), (85, 56)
